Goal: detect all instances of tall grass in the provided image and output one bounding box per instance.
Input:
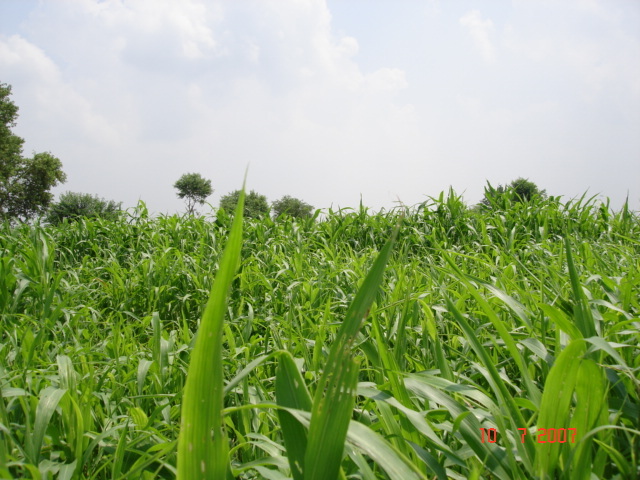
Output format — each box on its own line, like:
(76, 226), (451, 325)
(0, 192), (638, 479)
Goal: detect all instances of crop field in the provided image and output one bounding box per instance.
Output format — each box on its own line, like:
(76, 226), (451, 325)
(0, 191), (638, 479)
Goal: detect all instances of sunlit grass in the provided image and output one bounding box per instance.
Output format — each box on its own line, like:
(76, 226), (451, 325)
(0, 191), (638, 479)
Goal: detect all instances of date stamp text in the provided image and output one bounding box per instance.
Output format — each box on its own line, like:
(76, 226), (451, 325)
(480, 428), (577, 444)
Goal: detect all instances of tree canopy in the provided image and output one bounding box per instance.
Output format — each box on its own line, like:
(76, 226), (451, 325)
(480, 177), (546, 208)
(174, 172), (213, 215)
(46, 191), (122, 225)
(219, 190), (269, 219)
(0, 83), (66, 221)
(272, 195), (314, 219)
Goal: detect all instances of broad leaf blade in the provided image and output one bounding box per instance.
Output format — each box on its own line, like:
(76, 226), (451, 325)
(28, 387), (67, 464)
(177, 188), (245, 480)
(276, 351), (313, 480)
(535, 339), (584, 476)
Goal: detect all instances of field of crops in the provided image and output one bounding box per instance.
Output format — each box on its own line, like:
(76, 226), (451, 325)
(1, 191), (638, 479)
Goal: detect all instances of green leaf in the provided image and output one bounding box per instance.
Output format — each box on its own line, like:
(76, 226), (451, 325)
(570, 358), (607, 479)
(405, 374), (514, 480)
(564, 237), (597, 338)
(137, 359), (153, 396)
(177, 186), (245, 480)
(286, 408), (427, 480)
(442, 295), (532, 473)
(346, 419), (427, 480)
(224, 352), (277, 396)
(535, 339), (585, 476)
(130, 406), (149, 429)
(27, 387), (67, 463)
(304, 233), (397, 480)
(276, 351), (314, 480)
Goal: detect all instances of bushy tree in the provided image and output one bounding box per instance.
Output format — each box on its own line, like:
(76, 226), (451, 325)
(272, 195), (314, 219)
(510, 177), (546, 202)
(46, 191), (122, 225)
(219, 190), (269, 219)
(480, 177), (546, 207)
(174, 173), (213, 215)
(0, 83), (66, 221)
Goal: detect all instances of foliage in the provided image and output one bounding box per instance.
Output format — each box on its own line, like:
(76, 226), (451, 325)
(219, 189), (269, 219)
(481, 177), (546, 208)
(173, 172), (213, 215)
(0, 83), (66, 221)
(0, 191), (638, 479)
(177, 189), (245, 479)
(46, 191), (122, 225)
(272, 195), (314, 219)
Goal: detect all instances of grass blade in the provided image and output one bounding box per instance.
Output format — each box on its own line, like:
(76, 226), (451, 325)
(304, 233), (397, 480)
(569, 357), (608, 478)
(276, 351), (313, 480)
(535, 339), (584, 476)
(442, 295), (530, 475)
(177, 188), (245, 480)
(564, 237), (597, 338)
(285, 407), (427, 480)
(345, 418), (427, 480)
(27, 387), (67, 464)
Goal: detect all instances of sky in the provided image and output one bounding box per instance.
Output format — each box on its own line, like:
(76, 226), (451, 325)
(1, 0), (639, 215)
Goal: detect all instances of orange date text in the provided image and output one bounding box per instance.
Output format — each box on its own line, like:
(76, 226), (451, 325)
(479, 427), (577, 443)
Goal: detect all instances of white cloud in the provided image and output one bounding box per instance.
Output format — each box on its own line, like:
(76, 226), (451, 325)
(0, 34), (60, 84)
(459, 10), (496, 62)
(365, 68), (408, 93)
(1, 0), (416, 212)
(0, 34), (120, 146)
(502, 3), (640, 104)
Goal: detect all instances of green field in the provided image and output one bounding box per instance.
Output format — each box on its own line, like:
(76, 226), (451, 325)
(1, 191), (638, 479)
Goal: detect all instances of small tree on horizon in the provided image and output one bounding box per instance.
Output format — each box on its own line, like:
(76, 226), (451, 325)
(219, 190), (269, 219)
(174, 173), (213, 215)
(272, 195), (314, 219)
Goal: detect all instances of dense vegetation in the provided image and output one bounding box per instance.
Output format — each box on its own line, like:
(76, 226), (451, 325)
(46, 192), (122, 226)
(0, 191), (638, 479)
(220, 190), (270, 219)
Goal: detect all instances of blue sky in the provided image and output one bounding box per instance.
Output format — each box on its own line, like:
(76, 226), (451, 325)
(1, 0), (638, 214)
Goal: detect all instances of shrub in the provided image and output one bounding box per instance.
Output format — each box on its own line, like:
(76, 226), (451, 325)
(272, 195), (314, 219)
(480, 177), (546, 208)
(46, 191), (122, 225)
(219, 189), (269, 219)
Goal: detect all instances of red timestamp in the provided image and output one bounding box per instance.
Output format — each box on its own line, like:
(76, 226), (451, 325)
(480, 427), (578, 444)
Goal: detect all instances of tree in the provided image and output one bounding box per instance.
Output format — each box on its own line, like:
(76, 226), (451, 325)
(510, 177), (546, 202)
(174, 172), (213, 215)
(219, 190), (269, 219)
(272, 195), (314, 219)
(46, 191), (122, 225)
(0, 83), (66, 221)
(480, 177), (546, 207)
